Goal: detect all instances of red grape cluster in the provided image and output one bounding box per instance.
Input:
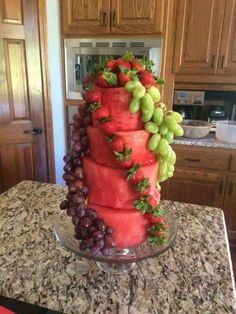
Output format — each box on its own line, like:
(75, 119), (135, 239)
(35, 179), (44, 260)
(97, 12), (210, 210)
(60, 107), (115, 256)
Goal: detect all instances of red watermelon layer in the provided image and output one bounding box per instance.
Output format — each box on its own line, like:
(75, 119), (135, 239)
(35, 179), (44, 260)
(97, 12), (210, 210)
(88, 203), (149, 248)
(83, 156), (159, 209)
(92, 87), (143, 131)
(87, 126), (156, 168)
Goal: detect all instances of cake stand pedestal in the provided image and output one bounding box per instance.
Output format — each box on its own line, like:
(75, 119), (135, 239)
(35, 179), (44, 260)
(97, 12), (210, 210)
(53, 212), (178, 274)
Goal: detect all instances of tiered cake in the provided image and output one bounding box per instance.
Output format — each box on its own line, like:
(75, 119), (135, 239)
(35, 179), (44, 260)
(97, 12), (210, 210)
(60, 52), (183, 255)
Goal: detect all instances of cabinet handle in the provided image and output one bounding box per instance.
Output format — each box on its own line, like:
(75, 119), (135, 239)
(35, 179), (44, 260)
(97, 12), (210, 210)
(100, 11), (107, 26)
(112, 10), (117, 26)
(220, 55), (225, 68)
(211, 55), (215, 68)
(185, 158), (201, 162)
(219, 181), (223, 194)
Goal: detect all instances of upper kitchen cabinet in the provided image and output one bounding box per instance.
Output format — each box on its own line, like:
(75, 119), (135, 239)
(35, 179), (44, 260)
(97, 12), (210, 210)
(61, 0), (165, 35)
(218, 0), (236, 76)
(111, 0), (164, 35)
(62, 0), (111, 35)
(173, 0), (236, 86)
(173, 0), (225, 75)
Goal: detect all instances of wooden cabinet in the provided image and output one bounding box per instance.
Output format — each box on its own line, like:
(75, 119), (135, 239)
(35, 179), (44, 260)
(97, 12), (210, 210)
(173, 0), (236, 85)
(223, 176), (236, 240)
(173, 0), (225, 75)
(166, 168), (225, 207)
(162, 145), (236, 241)
(111, 0), (164, 35)
(218, 0), (236, 76)
(61, 0), (164, 35)
(62, 0), (111, 35)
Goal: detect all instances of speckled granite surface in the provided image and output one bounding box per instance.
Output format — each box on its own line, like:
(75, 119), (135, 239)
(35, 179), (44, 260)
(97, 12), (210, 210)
(174, 135), (236, 149)
(0, 181), (236, 314)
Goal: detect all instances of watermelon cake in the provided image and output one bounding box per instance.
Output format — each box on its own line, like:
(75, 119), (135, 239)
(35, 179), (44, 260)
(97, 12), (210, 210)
(60, 52), (183, 255)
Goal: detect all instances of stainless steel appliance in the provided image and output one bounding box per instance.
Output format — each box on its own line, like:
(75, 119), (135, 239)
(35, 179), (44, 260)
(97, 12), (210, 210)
(64, 38), (162, 100)
(208, 105), (226, 128)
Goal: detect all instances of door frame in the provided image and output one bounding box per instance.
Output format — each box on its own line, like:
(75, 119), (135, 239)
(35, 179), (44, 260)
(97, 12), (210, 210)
(38, 0), (55, 183)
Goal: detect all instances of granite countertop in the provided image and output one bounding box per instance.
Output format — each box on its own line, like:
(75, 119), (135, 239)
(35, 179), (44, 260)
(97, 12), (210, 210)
(0, 181), (236, 314)
(174, 133), (236, 150)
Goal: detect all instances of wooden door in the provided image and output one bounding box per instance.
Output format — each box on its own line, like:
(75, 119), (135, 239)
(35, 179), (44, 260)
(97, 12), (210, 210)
(111, 0), (164, 35)
(223, 176), (236, 241)
(0, 0), (48, 193)
(165, 168), (226, 207)
(62, 0), (110, 35)
(218, 0), (236, 75)
(173, 0), (226, 74)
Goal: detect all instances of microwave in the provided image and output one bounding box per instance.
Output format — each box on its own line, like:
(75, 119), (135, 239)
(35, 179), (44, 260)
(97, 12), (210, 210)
(64, 38), (162, 100)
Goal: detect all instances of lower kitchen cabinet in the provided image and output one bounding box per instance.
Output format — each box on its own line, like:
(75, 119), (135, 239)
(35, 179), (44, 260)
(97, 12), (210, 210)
(161, 144), (236, 242)
(164, 168), (226, 207)
(223, 176), (236, 241)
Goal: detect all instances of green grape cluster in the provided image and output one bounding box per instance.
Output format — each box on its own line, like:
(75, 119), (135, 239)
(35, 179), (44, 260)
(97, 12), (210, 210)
(125, 82), (184, 191)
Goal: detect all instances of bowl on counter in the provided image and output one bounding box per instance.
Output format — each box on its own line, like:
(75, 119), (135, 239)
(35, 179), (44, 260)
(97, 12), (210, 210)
(180, 120), (212, 139)
(216, 121), (236, 143)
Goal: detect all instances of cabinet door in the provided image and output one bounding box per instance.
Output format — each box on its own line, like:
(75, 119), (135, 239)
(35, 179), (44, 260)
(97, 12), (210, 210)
(62, 0), (110, 35)
(223, 176), (236, 241)
(218, 0), (236, 75)
(111, 0), (164, 35)
(173, 0), (225, 74)
(165, 168), (226, 207)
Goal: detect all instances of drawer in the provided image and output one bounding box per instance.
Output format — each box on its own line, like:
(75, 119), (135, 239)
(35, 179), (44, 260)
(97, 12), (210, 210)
(174, 146), (230, 171)
(230, 154), (236, 172)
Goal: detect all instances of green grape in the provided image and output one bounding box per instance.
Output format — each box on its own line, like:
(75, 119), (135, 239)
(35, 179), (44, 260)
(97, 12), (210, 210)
(156, 182), (161, 192)
(133, 85), (146, 99)
(159, 123), (168, 135)
(167, 171), (173, 178)
(153, 107), (164, 126)
(141, 93), (154, 114)
(165, 116), (178, 132)
(170, 111), (183, 123)
(147, 86), (161, 102)
(173, 124), (184, 137)
(148, 133), (161, 151)
(159, 174), (168, 183)
(159, 160), (167, 177)
(169, 149), (176, 165)
(167, 164), (175, 173)
(125, 81), (142, 92)
(164, 131), (174, 143)
(156, 138), (169, 156)
(145, 122), (159, 134)
(129, 98), (140, 114)
(156, 102), (166, 111)
(142, 110), (154, 122)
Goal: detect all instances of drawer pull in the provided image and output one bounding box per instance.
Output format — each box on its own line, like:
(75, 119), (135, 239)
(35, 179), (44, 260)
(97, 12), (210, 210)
(185, 158), (201, 162)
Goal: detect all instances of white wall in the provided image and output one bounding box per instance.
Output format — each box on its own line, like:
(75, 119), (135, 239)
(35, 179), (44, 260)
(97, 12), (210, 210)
(46, 0), (66, 185)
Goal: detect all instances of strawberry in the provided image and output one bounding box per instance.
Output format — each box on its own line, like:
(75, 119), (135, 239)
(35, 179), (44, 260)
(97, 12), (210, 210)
(129, 169), (144, 184)
(147, 195), (158, 209)
(100, 120), (117, 135)
(142, 185), (151, 195)
(93, 107), (110, 120)
(111, 136), (125, 152)
(131, 59), (145, 73)
(146, 214), (165, 224)
(139, 70), (155, 88)
(116, 159), (134, 169)
(97, 71), (117, 88)
(116, 58), (131, 71)
(84, 89), (101, 104)
(82, 74), (94, 89)
(118, 72), (131, 87)
(106, 59), (118, 73)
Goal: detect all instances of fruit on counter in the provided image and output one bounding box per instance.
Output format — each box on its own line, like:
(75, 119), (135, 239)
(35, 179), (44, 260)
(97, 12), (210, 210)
(145, 122), (159, 134)
(133, 85), (146, 99)
(111, 136), (125, 153)
(93, 107), (110, 120)
(153, 107), (164, 126)
(148, 133), (161, 151)
(84, 89), (102, 104)
(129, 98), (141, 114)
(141, 93), (154, 114)
(147, 86), (161, 102)
(125, 80), (142, 92)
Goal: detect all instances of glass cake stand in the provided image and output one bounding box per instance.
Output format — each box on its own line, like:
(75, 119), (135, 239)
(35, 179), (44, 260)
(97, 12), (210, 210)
(53, 211), (178, 274)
